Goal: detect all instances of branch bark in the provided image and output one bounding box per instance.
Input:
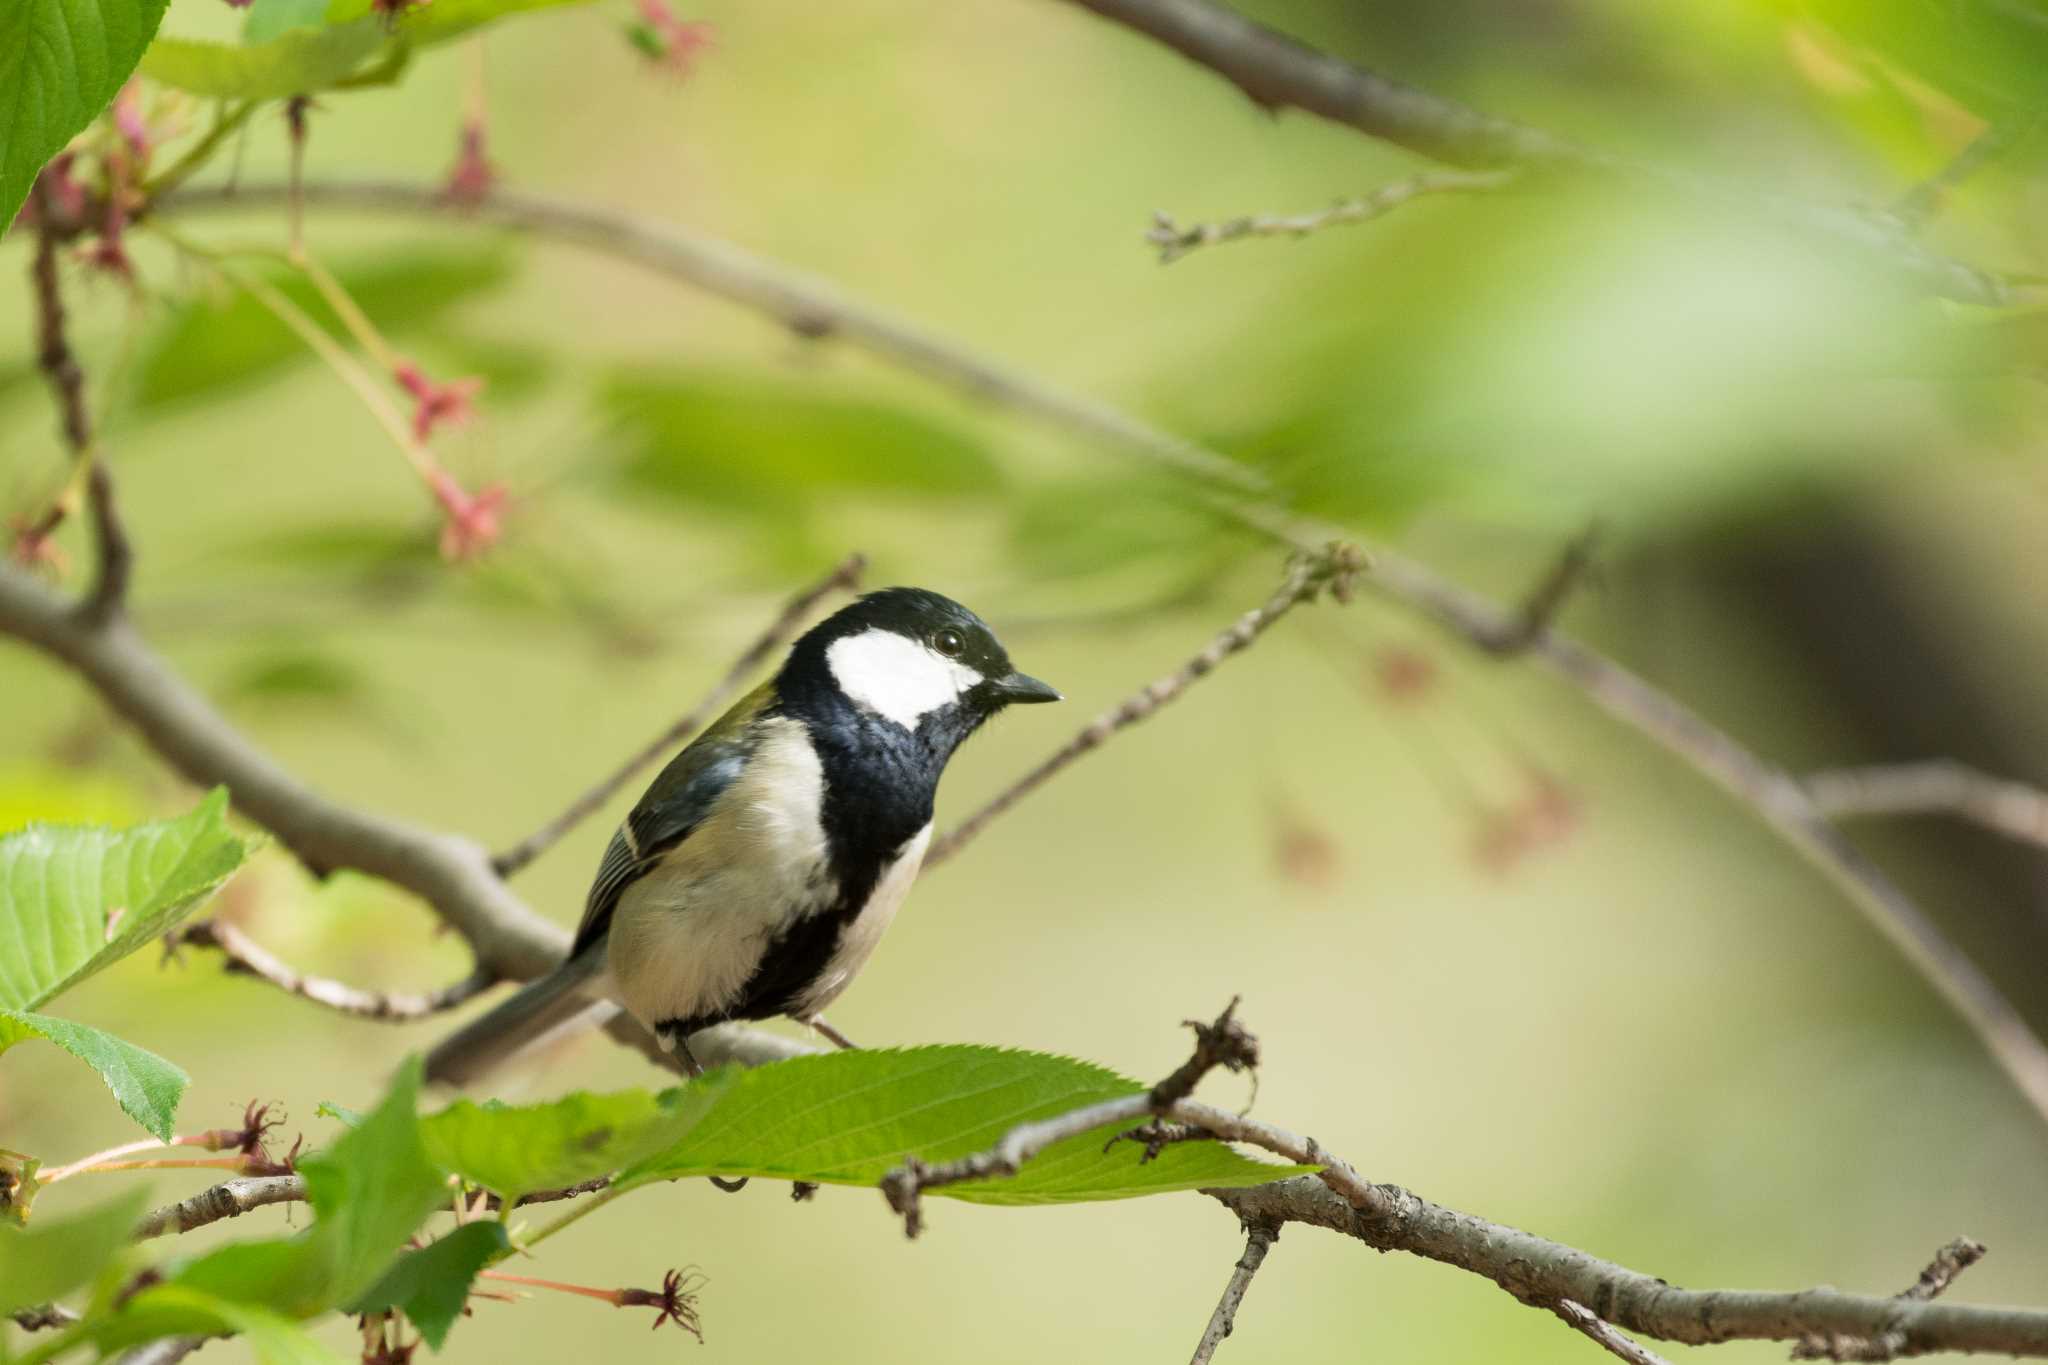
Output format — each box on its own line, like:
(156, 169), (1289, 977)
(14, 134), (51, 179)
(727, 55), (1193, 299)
(1189, 1223), (1277, 1365)
(173, 920), (495, 1021)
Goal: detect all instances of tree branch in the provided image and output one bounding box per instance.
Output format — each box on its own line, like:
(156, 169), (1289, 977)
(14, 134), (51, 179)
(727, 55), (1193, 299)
(1146, 169), (1512, 263)
(1806, 762), (2048, 853)
(926, 543), (1363, 867)
(1053, 0), (2015, 305)
(1188, 1222), (1277, 1365)
(490, 552), (866, 877)
(171, 920), (496, 1021)
(134, 1175), (307, 1240)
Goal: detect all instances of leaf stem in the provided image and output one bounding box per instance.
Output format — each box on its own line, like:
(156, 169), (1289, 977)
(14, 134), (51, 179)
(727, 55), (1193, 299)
(516, 1184), (628, 1251)
(141, 100), (258, 203)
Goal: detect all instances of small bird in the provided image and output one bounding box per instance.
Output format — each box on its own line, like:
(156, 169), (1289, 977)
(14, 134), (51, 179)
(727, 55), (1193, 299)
(425, 587), (1060, 1085)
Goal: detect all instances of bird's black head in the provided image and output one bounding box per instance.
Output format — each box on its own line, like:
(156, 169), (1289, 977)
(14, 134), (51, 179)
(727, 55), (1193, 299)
(780, 588), (1059, 746)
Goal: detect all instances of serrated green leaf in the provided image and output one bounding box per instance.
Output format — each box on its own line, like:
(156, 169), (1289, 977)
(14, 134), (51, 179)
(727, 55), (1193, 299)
(0, 0), (171, 231)
(0, 788), (248, 1012)
(0, 1011), (189, 1140)
(176, 1060), (447, 1318)
(98, 1283), (349, 1364)
(0, 1189), (148, 1316)
(601, 368), (1003, 511)
(136, 251), (514, 408)
(243, 0), (331, 43)
(619, 1046), (1301, 1204)
(139, 22), (385, 101)
(326, 0), (595, 47)
(422, 1090), (666, 1200)
(348, 1221), (506, 1350)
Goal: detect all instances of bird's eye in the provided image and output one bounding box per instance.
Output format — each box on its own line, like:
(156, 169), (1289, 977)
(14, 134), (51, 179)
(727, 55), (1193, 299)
(932, 628), (965, 658)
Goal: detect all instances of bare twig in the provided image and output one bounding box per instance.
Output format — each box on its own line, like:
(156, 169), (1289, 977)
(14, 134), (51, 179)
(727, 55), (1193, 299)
(1054, 0), (2015, 305)
(1545, 1299), (1675, 1365)
(926, 544), (1363, 867)
(491, 552), (867, 877)
(28, 184), (128, 624)
(1792, 1237), (1988, 1362)
(1189, 1223), (1278, 1365)
(134, 1175), (308, 1239)
(172, 920), (496, 1021)
(1475, 523), (1602, 657)
(1806, 762), (2048, 853)
(1148, 170), (1513, 263)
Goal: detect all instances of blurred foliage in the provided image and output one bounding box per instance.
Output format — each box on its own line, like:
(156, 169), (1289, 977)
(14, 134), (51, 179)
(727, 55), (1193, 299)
(133, 251), (514, 409)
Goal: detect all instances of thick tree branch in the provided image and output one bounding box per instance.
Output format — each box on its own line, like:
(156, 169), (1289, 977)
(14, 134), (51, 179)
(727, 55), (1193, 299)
(1806, 762), (2048, 853)
(1146, 169), (1512, 263)
(0, 561), (567, 980)
(927, 544), (1362, 867)
(172, 920), (495, 1021)
(1053, 0), (2015, 305)
(491, 552), (867, 877)
(1189, 1222), (1277, 1365)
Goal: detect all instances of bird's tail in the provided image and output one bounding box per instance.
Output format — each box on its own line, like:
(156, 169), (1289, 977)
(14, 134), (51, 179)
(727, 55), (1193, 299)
(424, 949), (619, 1088)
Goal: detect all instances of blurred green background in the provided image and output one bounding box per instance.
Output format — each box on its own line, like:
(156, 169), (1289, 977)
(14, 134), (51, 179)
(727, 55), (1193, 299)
(7, 0), (2048, 1360)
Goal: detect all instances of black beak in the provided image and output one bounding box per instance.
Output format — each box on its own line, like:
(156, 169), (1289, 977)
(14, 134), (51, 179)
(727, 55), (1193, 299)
(994, 671), (1062, 704)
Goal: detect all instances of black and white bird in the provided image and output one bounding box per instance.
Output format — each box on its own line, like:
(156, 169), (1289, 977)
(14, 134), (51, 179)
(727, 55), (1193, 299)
(424, 587), (1060, 1085)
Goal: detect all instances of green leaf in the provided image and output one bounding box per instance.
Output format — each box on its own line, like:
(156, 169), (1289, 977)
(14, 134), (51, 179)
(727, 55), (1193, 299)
(243, 0), (331, 43)
(0, 1011), (188, 1140)
(0, 788), (248, 1011)
(176, 1060), (446, 1317)
(326, 0), (596, 47)
(0, 0), (171, 231)
(314, 1100), (363, 1127)
(0, 1189), (148, 1316)
(139, 22), (386, 101)
(620, 1046), (1300, 1204)
(423, 1090), (668, 1201)
(348, 1221), (506, 1350)
(601, 368), (1004, 512)
(99, 1284), (349, 1364)
(135, 251), (514, 409)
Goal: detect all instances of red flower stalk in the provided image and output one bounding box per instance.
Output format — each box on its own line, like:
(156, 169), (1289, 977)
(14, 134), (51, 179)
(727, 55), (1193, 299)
(393, 360), (484, 442)
(427, 469), (510, 562)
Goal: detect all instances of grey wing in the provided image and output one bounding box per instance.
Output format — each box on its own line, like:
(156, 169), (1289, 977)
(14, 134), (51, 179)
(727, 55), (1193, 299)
(567, 683), (771, 957)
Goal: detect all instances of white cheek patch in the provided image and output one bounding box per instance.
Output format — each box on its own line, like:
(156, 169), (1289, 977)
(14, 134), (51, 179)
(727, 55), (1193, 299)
(826, 628), (983, 728)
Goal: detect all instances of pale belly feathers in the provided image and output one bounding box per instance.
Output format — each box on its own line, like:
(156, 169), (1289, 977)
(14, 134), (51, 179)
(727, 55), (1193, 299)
(606, 716), (931, 1030)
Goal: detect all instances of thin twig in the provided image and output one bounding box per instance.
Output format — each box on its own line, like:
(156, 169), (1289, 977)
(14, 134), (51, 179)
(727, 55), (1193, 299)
(926, 544), (1363, 867)
(1806, 762), (2048, 853)
(1546, 1299), (1675, 1365)
(172, 920), (496, 1020)
(1189, 1223), (1278, 1365)
(1148, 169), (1513, 263)
(1476, 522), (1602, 657)
(1056, 0), (2015, 305)
(491, 552), (866, 877)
